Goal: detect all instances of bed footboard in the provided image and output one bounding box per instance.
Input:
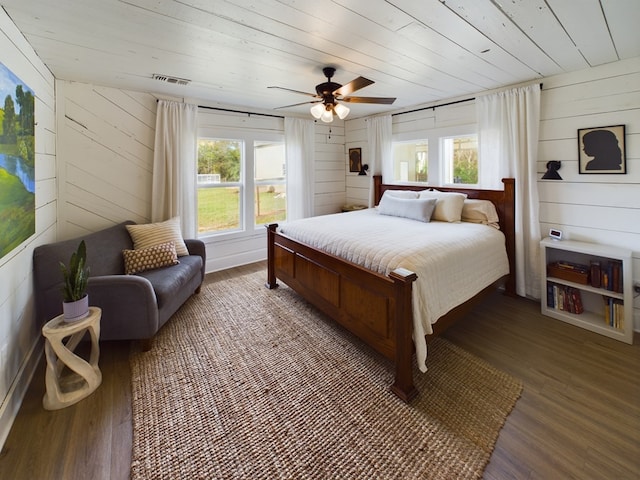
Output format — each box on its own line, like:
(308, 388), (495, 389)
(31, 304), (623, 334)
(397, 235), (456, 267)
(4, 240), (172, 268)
(266, 224), (418, 402)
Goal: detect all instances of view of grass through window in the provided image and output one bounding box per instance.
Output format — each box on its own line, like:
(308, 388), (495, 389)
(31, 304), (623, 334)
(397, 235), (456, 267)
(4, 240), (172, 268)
(444, 135), (478, 184)
(197, 138), (286, 234)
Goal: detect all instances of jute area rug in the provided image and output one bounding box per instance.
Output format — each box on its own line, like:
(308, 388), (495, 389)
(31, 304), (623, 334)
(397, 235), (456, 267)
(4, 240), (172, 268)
(129, 270), (522, 480)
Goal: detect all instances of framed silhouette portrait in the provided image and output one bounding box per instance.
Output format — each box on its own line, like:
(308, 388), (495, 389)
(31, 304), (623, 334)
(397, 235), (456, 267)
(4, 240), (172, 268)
(578, 125), (626, 174)
(349, 148), (362, 173)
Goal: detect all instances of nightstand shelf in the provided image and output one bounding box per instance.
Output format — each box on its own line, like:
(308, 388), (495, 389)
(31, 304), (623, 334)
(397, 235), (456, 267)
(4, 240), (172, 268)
(540, 238), (633, 344)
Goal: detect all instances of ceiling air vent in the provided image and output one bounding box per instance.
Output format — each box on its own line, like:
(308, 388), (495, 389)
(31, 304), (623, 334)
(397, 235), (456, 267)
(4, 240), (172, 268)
(152, 73), (191, 86)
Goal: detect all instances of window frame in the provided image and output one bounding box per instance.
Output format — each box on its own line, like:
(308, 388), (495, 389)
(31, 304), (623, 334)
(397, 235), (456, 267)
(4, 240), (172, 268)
(391, 124), (478, 187)
(197, 127), (285, 241)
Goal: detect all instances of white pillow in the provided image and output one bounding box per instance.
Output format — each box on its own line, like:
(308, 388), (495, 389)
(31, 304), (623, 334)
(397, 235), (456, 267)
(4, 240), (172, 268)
(125, 216), (189, 256)
(378, 196), (437, 223)
(381, 189), (422, 199)
(461, 199), (500, 226)
(418, 190), (467, 222)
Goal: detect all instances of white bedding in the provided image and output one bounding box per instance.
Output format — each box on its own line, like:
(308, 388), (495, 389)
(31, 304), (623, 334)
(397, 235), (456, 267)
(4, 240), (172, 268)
(278, 208), (509, 372)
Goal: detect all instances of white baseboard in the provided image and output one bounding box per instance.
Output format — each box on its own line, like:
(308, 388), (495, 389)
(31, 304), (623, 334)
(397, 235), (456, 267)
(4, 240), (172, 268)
(0, 337), (43, 451)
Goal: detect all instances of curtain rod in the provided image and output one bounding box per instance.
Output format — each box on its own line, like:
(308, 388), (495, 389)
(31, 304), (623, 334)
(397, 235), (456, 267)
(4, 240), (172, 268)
(156, 99), (284, 119)
(392, 82), (543, 117)
(198, 105), (284, 119)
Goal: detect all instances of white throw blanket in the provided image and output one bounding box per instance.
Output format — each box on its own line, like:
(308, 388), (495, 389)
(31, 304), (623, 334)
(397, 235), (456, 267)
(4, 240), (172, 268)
(279, 208), (510, 371)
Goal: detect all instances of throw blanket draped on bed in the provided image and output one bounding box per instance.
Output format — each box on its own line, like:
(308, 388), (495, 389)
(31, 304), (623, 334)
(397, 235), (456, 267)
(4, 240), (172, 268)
(279, 208), (509, 372)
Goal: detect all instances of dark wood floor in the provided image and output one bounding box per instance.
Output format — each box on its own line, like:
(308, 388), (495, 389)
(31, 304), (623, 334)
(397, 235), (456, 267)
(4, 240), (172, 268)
(1, 262), (639, 479)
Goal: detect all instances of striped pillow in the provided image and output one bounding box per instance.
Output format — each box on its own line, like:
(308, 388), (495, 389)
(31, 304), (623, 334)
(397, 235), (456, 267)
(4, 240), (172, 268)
(125, 217), (189, 256)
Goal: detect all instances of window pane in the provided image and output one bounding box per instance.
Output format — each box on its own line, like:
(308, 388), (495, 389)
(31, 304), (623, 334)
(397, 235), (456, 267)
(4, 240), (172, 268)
(254, 141), (286, 225)
(442, 136), (478, 184)
(392, 141), (428, 182)
(197, 139), (242, 233)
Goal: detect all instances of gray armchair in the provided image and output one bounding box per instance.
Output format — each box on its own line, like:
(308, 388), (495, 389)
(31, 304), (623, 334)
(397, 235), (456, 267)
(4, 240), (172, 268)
(33, 221), (206, 349)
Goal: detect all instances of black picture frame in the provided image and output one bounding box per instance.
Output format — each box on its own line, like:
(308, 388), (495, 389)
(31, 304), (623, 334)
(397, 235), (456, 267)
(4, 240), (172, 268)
(578, 125), (626, 174)
(349, 148), (362, 173)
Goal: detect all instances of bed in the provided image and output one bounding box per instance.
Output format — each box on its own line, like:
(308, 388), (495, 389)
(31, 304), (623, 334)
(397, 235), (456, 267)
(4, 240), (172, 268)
(266, 175), (515, 402)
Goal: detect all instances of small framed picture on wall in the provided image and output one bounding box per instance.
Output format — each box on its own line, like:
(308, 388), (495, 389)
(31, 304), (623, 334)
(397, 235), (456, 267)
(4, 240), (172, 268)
(349, 148), (362, 173)
(578, 124), (626, 174)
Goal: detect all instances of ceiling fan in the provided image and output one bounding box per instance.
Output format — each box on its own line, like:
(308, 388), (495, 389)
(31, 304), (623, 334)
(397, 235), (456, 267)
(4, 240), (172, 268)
(268, 67), (396, 123)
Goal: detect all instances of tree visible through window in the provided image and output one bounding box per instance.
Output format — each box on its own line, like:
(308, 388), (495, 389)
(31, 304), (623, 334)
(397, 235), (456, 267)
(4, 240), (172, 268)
(442, 135), (478, 184)
(197, 139), (242, 233)
(197, 137), (286, 235)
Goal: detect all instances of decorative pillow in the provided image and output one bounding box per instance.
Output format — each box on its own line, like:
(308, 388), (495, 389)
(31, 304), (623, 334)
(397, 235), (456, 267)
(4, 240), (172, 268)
(126, 216), (189, 256)
(381, 189), (422, 200)
(461, 199), (500, 226)
(123, 242), (179, 275)
(418, 190), (467, 222)
(378, 196), (437, 223)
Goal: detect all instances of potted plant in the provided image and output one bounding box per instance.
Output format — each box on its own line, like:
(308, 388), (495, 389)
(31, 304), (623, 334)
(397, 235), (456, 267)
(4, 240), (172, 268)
(59, 240), (90, 322)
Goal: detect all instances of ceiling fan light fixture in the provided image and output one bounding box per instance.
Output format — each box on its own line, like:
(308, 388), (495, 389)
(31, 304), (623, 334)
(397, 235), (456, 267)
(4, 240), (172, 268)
(310, 103), (324, 119)
(320, 106), (334, 123)
(333, 102), (350, 120)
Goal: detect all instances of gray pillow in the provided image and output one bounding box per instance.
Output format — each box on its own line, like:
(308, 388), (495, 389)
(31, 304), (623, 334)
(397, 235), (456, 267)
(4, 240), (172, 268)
(378, 196), (437, 223)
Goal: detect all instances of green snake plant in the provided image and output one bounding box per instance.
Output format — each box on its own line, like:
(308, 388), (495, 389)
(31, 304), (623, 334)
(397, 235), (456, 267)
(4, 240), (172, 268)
(59, 240), (90, 302)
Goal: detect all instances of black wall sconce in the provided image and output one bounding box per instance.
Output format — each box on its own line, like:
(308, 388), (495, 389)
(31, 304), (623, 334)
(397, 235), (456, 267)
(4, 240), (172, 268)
(542, 161), (562, 180)
(358, 163), (369, 176)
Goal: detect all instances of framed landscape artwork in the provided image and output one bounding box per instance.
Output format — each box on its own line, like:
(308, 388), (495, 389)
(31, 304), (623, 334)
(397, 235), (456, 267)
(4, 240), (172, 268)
(578, 124), (626, 174)
(0, 62), (35, 259)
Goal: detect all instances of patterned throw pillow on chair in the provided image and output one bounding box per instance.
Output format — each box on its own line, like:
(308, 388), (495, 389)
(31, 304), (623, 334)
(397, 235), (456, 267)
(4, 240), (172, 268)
(123, 242), (179, 275)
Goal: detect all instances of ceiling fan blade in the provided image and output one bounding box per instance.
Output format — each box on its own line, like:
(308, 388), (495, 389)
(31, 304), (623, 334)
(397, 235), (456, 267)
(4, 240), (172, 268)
(268, 86), (318, 98)
(274, 100), (322, 109)
(333, 76), (374, 97)
(342, 96), (396, 104)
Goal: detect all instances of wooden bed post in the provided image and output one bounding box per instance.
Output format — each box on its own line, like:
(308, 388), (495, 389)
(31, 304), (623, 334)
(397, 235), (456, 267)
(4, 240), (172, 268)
(389, 268), (418, 403)
(373, 175), (383, 206)
(501, 178), (517, 297)
(265, 224), (278, 289)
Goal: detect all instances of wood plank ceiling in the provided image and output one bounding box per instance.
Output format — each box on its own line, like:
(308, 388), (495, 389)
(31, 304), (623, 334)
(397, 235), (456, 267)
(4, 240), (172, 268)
(2, 0), (639, 118)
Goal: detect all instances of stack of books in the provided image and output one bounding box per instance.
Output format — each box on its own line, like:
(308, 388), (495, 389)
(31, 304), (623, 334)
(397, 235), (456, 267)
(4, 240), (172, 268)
(546, 282), (584, 314)
(604, 297), (624, 330)
(590, 260), (623, 293)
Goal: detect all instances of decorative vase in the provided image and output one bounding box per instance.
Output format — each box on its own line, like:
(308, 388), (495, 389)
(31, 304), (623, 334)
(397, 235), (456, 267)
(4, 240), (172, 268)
(62, 294), (90, 322)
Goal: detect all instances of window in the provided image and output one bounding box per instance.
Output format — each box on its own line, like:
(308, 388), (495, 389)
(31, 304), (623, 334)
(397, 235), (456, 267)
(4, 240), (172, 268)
(197, 136), (286, 236)
(392, 130), (478, 186)
(392, 140), (428, 182)
(441, 135), (478, 185)
(254, 141), (286, 226)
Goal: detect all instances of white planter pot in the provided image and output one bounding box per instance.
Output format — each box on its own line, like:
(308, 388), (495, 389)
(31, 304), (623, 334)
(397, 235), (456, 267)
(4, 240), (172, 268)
(62, 295), (90, 322)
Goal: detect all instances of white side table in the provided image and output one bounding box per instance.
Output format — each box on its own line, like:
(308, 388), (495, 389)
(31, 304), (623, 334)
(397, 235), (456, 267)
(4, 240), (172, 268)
(42, 306), (102, 410)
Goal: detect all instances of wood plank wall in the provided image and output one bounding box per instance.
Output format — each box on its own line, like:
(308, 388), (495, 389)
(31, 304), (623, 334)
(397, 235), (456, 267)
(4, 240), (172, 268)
(0, 11), (56, 449)
(345, 56), (640, 331)
(55, 84), (346, 271)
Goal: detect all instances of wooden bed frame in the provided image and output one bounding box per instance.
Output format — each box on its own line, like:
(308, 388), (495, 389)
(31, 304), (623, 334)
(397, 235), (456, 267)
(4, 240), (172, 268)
(266, 175), (516, 402)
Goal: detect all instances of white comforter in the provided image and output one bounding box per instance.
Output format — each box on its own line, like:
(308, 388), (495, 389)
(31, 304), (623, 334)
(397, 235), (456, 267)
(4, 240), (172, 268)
(279, 208), (509, 372)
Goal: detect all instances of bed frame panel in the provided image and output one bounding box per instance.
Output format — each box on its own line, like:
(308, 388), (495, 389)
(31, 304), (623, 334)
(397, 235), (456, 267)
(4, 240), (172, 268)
(266, 175), (515, 402)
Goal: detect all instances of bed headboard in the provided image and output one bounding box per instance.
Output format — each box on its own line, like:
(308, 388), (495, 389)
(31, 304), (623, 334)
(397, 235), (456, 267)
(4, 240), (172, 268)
(373, 175), (516, 296)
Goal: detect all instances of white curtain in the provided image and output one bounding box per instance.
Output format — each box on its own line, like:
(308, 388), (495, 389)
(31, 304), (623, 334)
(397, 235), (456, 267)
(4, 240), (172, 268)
(152, 100), (198, 238)
(476, 84), (541, 298)
(284, 117), (315, 220)
(366, 115), (393, 207)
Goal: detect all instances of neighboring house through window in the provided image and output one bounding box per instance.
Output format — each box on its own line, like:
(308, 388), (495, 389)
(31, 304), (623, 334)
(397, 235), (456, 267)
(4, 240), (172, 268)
(197, 131), (286, 237)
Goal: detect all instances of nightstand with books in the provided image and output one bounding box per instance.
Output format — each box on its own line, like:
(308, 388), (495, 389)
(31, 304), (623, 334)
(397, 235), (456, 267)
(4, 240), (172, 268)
(540, 237), (633, 344)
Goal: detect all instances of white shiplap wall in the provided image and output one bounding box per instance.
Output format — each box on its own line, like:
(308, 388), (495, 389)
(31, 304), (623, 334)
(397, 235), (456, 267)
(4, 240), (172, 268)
(56, 83), (347, 272)
(0, 12), (56, 448)
(345, 56), (640, 331)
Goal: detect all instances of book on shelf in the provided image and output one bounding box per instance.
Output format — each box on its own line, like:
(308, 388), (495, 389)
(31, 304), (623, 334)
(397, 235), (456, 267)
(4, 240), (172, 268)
(546, 282), (584, 314)
(603, 297), (624, 330)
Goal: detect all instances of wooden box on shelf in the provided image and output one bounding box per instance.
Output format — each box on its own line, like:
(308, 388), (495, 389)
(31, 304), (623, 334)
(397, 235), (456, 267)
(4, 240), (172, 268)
(540, 237), (633, 344)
